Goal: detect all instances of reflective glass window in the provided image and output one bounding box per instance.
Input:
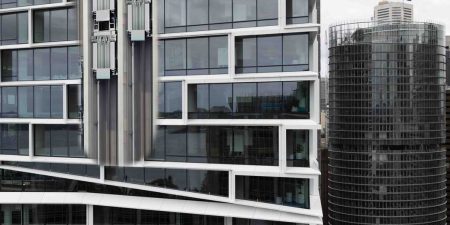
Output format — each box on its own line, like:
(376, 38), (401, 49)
(1, 14), (17, 45)
(51, 47), (68, 80)
(258, 82), (283, 118)
(1, 50), (17, 81)
(286, 0), (309, 24)
(165, 169), (187, 191)
(50, 86), (63, 118)
(209, 84), (232, 118)
(51, 125), (68, 157)
(233, 0), (256, 26)
(188, 84), (209, 119)
(236, 37), (257, 73)
(33, 10), (50, 43)
(187, 38), (209, 75)
(233, 83), (257, 118)
(18, 87), (34, 118)
(286, 130), (309, 167)
(68, 47), (81, 79)
(187, 126), (208, 163)
(257, 0), (278, 26)
(258, 35), (282, 72)
(18, 50), (33, 81)
(164, 39), (186, 76)
(50, 9), (68, 42)
(165, 126), (186, 162)
(209, 0), (232, 28)
(283, 81), (309, 118)
(163, 82), (182, 119)
(187, 0), (208, 31)
(283, 34), (309, 71)
(34, 48), (50, 80)
(2, 87), (17, 118)
(34, 86), (50, 118)
(165, 0), (186, 33)
(209, 36), (228, 74)
(18, 12), (28, 44)
(67, 85), (82, 119)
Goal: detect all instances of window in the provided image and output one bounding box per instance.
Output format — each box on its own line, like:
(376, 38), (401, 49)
(2, 47), (80, 82)
(161, 36), (228, 76)
(34, 8), (77, 43)
(189, 81), (310, 119)
(18, 87), (33, 118)
(34, 124), (84, 158)
(34, 48), (50, 80)
(18, 50), (33, 81)
(233, 83), (257, 118)
(209, 84), (232, 118)
(0, 13), (28, 45)
(234, 218), (305, 225)
(236, 176), (310, 209)
(34, 86), (50, 118)
(2, 87), (17, 118)
(51, 47), (68, 79)
(0, 124), (28, 156)
(67, 85), (82, 119)
(148, 126), (279, 166)
(286, 0), (309, 24)
(159, 82), (182, 119)
(286, 130), (309, 167)
(236, 33), (310, 73)
(50, 86), (63, 118)
(160, 0), (277, 33)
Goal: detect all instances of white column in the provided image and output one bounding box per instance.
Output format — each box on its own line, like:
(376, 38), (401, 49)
(86, 205), (94, 225)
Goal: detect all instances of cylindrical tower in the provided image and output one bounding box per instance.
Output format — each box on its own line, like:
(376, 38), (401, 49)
(328, 22), (447, 225)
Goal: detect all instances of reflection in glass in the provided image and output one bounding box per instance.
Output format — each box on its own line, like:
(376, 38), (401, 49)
(2, 87), (17, 118)
(18, 87), (34, 118)
(68, 85), (82, 119)
(233, 83), (257, 118)
(187, 38), (209, 75)
(164, 82), (182, 119)
(50, 86), (63, 118)
(287, 0), (309, 24)
(258, 35), (282, 72)
(209, 84), (232, 118)
(18, 50), (33, 81)
(286, 130), (309, 167)
(258, 82), (283, 118)
(165, 39), (186, 76)
(51, 47), (68, 79)
(34, 48), (50, 80)
(165, 126), (186, 162)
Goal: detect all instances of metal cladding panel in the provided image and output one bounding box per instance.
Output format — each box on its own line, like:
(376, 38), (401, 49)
(328, 21), (446, 225)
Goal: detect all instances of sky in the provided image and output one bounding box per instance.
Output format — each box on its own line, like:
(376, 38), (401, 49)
(320, 0), (450, 77)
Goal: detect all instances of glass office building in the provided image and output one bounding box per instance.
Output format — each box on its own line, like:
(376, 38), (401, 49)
(328, 22), (446, 224)
(0, 0), (321, 224)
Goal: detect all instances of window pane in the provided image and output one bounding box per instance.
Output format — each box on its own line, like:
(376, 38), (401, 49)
(258, 82), (283, 118)
(187, 38), (208, 74)
(165, 169), (187, 191)
(50, 86), (63, 118)
(286, 130), (309, 167)
(34, 86), (50, 118)
(187, 0), (208, 26)
(1, 50), (17, 82)
(187, 126), (208, 162)
(283, 82), (309, 118)
(149, 126), (165, 160)
(51, 125), (68, 157)
(233, 0), (256, 22)
(34, 10), (50, 43)
(236, 37), (256, 72)
(51, 47), (68, 79)
(283, 34), (309, 71)
(165, 39), (186, 75)
(165, 126), (186, 162)
(158, 82), (164, 118)
(287, 0), (309, 24)
(1, 124), (18, 154)
(209, 36), (228, 73)
(34, 125), (51, 156)
(2, 14), (17, 45)
(2, 87), (17, 118)
(164, 82), (182, 119)
(257, 0), (278, 21)
(18, 124), (29, 155)
(233, 83), (257, 118)
(50, 9), (68, 42)
(34, 48), (50, 80)
(68, 85), (82, 119)
(18, 87), (34, 118)
(68, 125), (83, 157)
(18, 12), (28, 44)
(209, 0), (232, 24)
(18, 50), (33, 81)
(209, 84), (232, 118)
(258, 36), (282, 72)
(189, 84), (209, 119)
(67, 7), (78, 40)
(165, 0), (186, 27)
(68, 47), (81, 79)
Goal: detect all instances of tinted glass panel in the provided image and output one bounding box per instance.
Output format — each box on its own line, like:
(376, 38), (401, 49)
(187, 126), (208, 163)
(1, 14), (17, 45)
(50, 9), (68, 41)
(18, 87), (33, 118)
(187, 0), (208, 27)
(2, 87), (17, 117)
(236, 37), (256, 73)
(187, 38), (208, 74)
(33, 10), (50, 43)
(51, 125), (68, 157)
(51, 47), (68, 79)
(209, 84), (232, 118)
(165, 0), (186, 29)
(165, 126), (186, 162)
(165, 39), (186, 76)
(233, 83), (257, 118)
(50, 86), (63, 118)
(287, 0), (309, 24)
(68, 47), (81, 79)
(258, 35), (282, 72)
(34, 48), (50, 80)
(209, 36), (228, 74)
(1, 50), (17, 81)
(18, 12), (28, 44)
(283, 82), (309, 118)
(18, 50), (33, 81)
(68, 85), (82, 119)
(283, 34), (309, 71)
(209, 0), (232, 24)
(258, 82), (283, 118)
(34, 86), (50, 118)
(163, 82), (182, 119)
(286, 130), (309, 167)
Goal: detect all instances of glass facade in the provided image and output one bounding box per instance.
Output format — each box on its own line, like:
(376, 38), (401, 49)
(0, 124), (28, 156)
(149, 126), (279, 165)
(158, 0), (279, 33)
(105, 167), (229, 197)
(0, 0), (63, 9)
(189, 81), (310, 119)
(34, 7), (78, 43)
(160, 36), (228, 76)
(34, 124), (84, 158)
(286, 130), (309, 167)
(236, 176), (310, 209)
(94, 206), (224, 225)
(236, 33), (309, 73)
(0, 204), (85, 225)
(328, 22), (447, 225)
(233, 219), (306, 225)
(0, 12), (28, 45)
(1, 47), (81, 81)
(158, 82), (182, 119)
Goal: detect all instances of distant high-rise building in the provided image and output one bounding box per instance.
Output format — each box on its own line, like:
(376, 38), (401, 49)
(445, 36), (450, 225)
(374, 0), (413, 23)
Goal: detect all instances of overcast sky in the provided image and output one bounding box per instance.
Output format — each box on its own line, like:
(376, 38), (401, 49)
(320, 0), (450, 77)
